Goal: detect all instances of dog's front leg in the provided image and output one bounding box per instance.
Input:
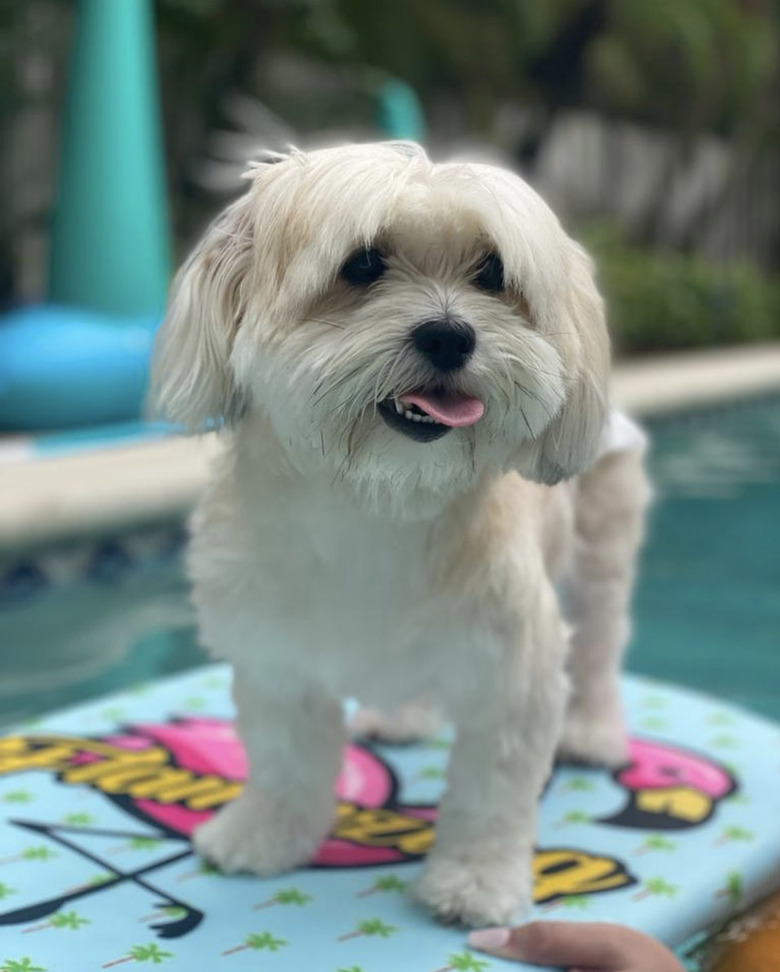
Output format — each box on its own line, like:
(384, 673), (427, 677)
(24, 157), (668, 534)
(415, 585), (568, 928)
(193, 667), (345, 876)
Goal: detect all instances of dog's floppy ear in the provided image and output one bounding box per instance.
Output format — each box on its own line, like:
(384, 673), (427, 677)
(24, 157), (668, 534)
(521, 242), (610, 485)
(150, 192), (256, 429)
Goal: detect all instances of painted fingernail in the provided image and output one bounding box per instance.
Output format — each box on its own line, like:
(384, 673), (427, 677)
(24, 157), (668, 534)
(467, 927), (511, 950)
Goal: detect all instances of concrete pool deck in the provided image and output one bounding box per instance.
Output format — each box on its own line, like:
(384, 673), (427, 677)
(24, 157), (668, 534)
(2, 342), (780, 554)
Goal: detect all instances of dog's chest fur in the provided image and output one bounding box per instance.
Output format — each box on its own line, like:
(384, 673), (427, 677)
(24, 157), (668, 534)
(188, 434), (495, 707)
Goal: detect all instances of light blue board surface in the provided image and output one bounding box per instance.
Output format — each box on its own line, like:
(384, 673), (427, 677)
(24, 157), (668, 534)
(1, 667), (780, 971)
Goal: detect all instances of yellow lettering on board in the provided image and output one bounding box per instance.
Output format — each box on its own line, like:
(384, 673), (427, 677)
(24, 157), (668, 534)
(0, 735), (243, 811)
(533, 848), (633, 904)
(333, 805), (435, 856)
(61, 749), (169, 786)
(0, 735), (172, 778)
(396, 823), (435, 856)
(125, 768), (206, 800)
(128, 770), (232, 805)
(187, 783), (244, 810)
(0, 737), (83, 774)
(635, 786), (713, 823)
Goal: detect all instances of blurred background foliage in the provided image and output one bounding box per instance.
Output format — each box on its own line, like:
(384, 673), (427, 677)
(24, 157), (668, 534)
(586, 225), (780, 355)
(1, 0), (779, 354)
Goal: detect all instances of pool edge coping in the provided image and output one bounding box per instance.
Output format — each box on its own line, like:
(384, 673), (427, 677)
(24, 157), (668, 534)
(3, 342), (780, 554)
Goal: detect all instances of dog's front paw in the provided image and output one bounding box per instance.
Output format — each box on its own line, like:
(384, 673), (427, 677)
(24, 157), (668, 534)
(414, 852), (532, 928)
(193, 789), (329, 876)
(557, 700), (628, 768)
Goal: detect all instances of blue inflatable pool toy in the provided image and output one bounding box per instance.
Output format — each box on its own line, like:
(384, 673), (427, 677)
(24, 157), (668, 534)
(0, 305), (160, 430)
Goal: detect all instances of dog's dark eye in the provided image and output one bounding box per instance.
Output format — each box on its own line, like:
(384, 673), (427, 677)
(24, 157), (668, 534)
(473, 252), (505, 292)
(340, 247), (387, 286)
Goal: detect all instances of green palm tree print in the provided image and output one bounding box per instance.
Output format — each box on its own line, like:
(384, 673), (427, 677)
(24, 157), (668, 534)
(24, 910), (90, 933)
(641, 695), (667, 710)
(356, 874), (408, 898)
(544, 894), (592, 913)
(338, 918), (398, 942)
(632, 877), (679, 902)
(427, 737), (452, 750)
(61, 813), (95, 826)
(432, 952), (492, 971)
(222, 932), (288, 956)
(716, 871), (744, 904)
(253, 887), (312, 910)
(554, 809), (591, 828)
(639, 716), (669, 731)
(2, 791), (33, 804)
(101, 943), (173, 967)
(634, 834), (677, 856)
(64, 872), (114, 895)
(0, 846), (56, 867)
(714, 826), (755, 846)
(562, 776), (596, 793)
(175, 860), (220, 882)
(109, 837), (161, 855)
(2, 959), (46, 972)
(417, 766), (446, 780)
(710, 735), (739, 749)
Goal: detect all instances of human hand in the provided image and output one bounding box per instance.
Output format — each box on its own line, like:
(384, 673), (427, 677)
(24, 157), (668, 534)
(467, 921), (686, 971)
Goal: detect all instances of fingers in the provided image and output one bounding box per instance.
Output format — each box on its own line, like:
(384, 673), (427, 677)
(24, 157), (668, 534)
(469, 922), (625, 967)
(468, 921), (686, 971)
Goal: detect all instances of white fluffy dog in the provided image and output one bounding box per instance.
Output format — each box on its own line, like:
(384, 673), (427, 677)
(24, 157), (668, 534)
(152, 141), (650, 928)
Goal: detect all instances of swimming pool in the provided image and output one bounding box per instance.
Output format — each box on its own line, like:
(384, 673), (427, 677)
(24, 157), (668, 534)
(1, 394), (778, 727)
(632, 394), (780, 720)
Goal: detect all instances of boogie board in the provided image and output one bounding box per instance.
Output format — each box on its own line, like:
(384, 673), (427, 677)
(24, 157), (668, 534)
(1, 666), (779, 971)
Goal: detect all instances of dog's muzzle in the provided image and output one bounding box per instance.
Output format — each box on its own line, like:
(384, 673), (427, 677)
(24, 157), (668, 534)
(376, 319), (483, 443)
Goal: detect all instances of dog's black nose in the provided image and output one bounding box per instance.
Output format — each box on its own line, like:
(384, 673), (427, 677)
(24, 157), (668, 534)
(411, 319), (476, 372)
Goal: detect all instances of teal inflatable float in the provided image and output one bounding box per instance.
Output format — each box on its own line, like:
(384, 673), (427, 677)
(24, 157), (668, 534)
(0, 306), (159, 430)
(0, 0), (169, 432)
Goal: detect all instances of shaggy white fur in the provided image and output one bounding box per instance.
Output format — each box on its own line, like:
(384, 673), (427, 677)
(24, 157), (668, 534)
(152, 141), (650, 928)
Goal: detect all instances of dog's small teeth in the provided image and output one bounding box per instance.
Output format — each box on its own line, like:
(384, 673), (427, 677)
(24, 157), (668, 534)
(395, 400), (438, 425)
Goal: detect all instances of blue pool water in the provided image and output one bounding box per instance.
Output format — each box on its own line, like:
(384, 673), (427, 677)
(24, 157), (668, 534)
(1, 394), (778, 726)
(631, 395), (780, 720)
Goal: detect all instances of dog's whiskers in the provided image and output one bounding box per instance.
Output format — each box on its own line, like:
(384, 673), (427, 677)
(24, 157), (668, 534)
(311, 362), (369, 411)
(378, 346), (414, 404)
(518, 404), (534, 438)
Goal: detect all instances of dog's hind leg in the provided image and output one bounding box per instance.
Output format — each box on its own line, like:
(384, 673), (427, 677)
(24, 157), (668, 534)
(557, 442), (651, 767)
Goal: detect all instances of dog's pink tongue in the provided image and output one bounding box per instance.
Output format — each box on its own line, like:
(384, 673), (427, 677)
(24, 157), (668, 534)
(399, 391), (485, 428)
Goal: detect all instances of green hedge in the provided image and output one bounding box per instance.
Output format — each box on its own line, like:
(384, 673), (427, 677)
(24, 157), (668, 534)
(584, 229), (780, 357)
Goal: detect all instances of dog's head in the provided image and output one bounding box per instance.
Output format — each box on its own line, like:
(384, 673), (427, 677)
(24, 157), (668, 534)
(153, 142), (609, 510)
